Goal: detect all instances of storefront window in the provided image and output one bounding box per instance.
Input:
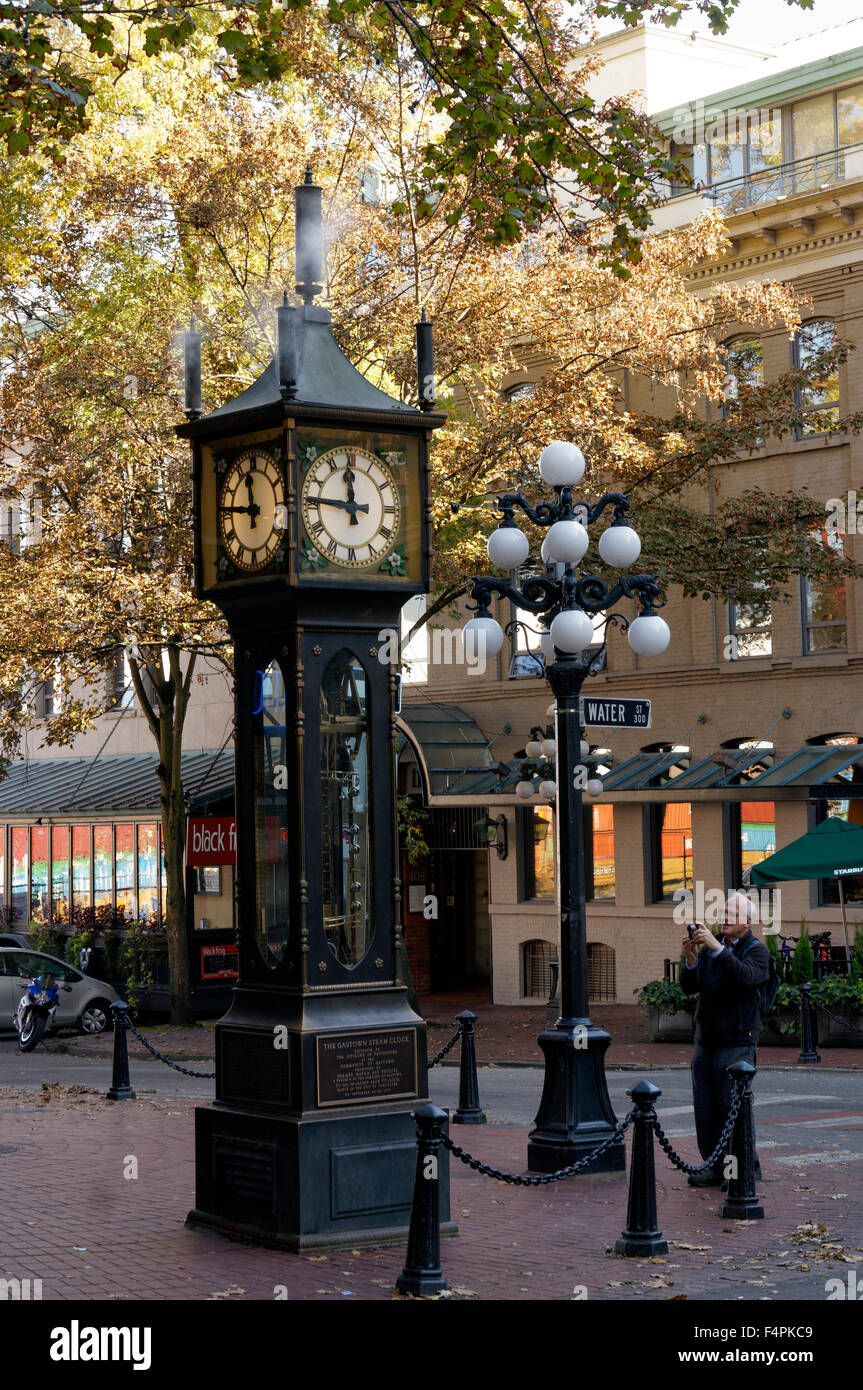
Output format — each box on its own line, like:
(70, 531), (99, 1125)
(11, 826), (28, 924)
(655, 803), (693, 899)
(30, 826), (49, 923)
(94, 825), (113, 909)
(115, 825), (135, 921)
(739, 801), (776, 878)
(137, 824), (158, 923)
(530, 805), (555, 899)
(51, 827), (70, 923)
(0, 829), (5, 914)
(587, 804), (615, 900)
(72, 825), (91, 915)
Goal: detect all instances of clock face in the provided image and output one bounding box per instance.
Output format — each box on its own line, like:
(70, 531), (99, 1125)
(301, 447), (400, 569)
(218, 448), (285, 572)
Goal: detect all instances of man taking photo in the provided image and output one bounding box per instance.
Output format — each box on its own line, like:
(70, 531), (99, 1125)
(681, 890), (771, 1187)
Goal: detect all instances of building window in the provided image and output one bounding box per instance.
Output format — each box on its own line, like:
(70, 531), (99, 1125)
(72, 825), (91, 916)
(34, 678), (55, 719)
(802, 528), (846, 653)
(194, 866), (222, 895)
(108, 648), (135, 710)
(138, 824), (159, 923)
(11, 827), (28, 924)
(503, 381), (537, 403)
(585, 803), (615, 900)
(651, 803), (693, 900)
(793, 83), (863, 167)
(525, 805), (555, 899)
(587, 942), (616, 1001)
(51, 827), (70, 923)
(816, 795), (863, 904)
(728, 585), (772, 658)
(737, 801), (776, 880)
(721, 336), (763, 422)
(793, 319), (840, 433)
(400, 593), (428, 685)
(522, 938), (556, 999)
(30, 826), (49, 923)
(93, 825), (113, 910)
(115, 825), (136, 920)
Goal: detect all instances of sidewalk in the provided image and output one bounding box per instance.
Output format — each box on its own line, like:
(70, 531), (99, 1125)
(45, 990), (863, 1071)
(0, 1082), (860, 1301)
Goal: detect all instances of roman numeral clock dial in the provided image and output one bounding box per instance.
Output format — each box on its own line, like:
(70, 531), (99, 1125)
(218, 448), (285, 572)
(301, 448), (401, 569)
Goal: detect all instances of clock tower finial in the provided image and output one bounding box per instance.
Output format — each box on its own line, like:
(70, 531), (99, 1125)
(295, 165), (323, 306)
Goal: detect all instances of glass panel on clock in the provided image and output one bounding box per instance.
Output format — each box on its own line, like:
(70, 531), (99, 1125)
(252, 660), (290, 968)
(320, 651), (372, 968)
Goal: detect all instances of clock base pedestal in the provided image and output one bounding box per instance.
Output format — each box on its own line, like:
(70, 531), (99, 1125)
(187, 987), (454, 1252)
(187, 1103), (456, 1252)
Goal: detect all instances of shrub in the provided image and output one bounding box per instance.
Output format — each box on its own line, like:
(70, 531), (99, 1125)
(634, 978), (695, 1016)
(850, 924), (863, 983)
(791, 926), (814, 985)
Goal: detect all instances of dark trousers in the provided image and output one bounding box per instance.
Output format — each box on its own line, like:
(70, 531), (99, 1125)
(691, 1042), (757, 1170)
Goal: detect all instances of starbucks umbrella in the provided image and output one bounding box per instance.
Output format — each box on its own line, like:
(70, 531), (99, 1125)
(749, 816), (863, 962)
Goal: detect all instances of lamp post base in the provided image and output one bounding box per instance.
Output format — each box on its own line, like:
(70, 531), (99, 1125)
(527, 1023), (626, 1174)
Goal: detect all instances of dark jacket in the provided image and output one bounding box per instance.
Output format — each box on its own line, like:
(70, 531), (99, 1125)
(680, 930), (770, 1046)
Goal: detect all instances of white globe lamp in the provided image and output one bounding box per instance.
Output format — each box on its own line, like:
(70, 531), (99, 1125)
(598, 523), (641, 568)
(539, 779), (557, 799)
(539, 441), (586, 488)
(487, 525), (530, 569)
(544, 519), (588, 565)
(463, 615), (504, 660)
(525, 739), (543, 760)
(627, 611), (671, 658)
(516, 779), (536, 799)
(540, 738), (556, 758)
(585, 778), (604, 798)
(549, 608), (594, 653)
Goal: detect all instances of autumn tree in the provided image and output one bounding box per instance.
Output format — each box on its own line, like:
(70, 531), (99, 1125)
(0, 18), (855, 1020)
(0, 0), (819, 269)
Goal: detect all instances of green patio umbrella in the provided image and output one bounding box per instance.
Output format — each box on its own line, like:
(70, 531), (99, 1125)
(749, 816), (863, 961)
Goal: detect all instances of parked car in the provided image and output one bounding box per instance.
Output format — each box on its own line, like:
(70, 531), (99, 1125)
(0, 933), (31, 949)
(0, 948), (119, 1037)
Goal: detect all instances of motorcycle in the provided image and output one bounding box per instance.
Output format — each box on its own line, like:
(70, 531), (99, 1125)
(14, 972), (60, 1052)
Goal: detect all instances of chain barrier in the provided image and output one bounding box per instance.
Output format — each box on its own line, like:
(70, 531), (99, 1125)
(810, 997), (863, 1036)
(652, 1083), (742, 1175)
(123, 1013), (216, 1079)
(440, 1110), (634, 1185)
(428, 1025), (462, 1069)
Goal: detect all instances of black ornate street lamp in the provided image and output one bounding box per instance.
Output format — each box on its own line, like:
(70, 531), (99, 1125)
(461, 441), (670, 1173)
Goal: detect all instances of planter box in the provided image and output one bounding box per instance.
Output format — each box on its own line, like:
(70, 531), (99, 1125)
(759, 1009), (799, 1047)
(647, 1006), (694, 1043)
(816, 1009), (863, 1049)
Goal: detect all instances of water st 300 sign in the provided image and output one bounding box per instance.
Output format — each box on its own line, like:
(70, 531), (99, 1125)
(579, 697), (651, 729)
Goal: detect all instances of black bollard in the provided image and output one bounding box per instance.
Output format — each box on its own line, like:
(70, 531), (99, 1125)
(720, 1061), (763, 1220)
(106, 1001), (137, 1102)
(797, 981), (821, 1064)
(453, 1010), (486, 1125)
(395, 1105), (448, 1296)
(615, 1081), (668, 1257)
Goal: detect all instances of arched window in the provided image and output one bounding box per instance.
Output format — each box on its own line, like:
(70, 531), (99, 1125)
(522, 938), (555, 999)
(587, 943), (616, 1001)
(503, 381), (537, 403)
(793, 319), (840, 433)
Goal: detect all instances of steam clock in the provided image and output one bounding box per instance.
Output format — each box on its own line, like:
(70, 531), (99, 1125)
(179, 169), (450, 1250)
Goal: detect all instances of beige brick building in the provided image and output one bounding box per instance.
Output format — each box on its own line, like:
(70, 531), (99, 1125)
(397, 21), (863, 1006)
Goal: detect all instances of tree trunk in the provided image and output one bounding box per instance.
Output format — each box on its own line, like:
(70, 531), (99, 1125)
(130, 643), (196, 1025)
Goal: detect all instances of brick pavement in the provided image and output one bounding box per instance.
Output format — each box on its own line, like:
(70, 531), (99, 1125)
(1, 1083), (861, 1302)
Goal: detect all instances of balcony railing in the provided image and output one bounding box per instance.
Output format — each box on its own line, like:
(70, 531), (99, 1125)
(674, 141), (863, 215)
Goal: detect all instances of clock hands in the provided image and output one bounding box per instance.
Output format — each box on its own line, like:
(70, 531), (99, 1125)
(307, 494), (369, 517)
(343, 466), (359, 527)
(244, 471), (258, 529)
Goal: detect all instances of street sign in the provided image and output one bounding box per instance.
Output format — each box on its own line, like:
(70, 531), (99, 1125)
(579, 696), (651, 729)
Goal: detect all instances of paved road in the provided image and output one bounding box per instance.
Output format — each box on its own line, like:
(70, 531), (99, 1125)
(1, 1043), (861, 1170)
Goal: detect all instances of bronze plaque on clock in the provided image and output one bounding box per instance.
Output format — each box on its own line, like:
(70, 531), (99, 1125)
(316, 1028), (419, 1107)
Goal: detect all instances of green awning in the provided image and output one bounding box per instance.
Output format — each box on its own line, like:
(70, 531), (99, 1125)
(749, 816), (863, 885)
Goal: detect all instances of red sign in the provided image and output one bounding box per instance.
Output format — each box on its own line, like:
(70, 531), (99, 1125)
(200, 943), (239, 980)
(187, 817), (236, 866)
